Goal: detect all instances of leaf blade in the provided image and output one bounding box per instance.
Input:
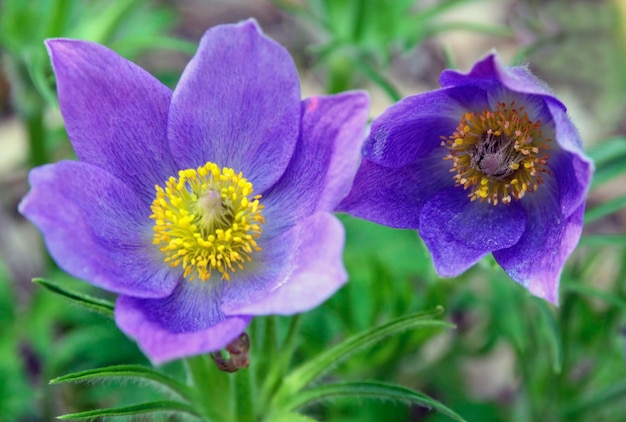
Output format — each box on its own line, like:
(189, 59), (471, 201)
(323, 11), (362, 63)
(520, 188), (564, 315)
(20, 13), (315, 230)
(33, 278), (114, 317)
(274, 308), (451, 403)
(50, 364), (194, 402)
(56, 400), (200, 420)
(284, 380), (467, 422)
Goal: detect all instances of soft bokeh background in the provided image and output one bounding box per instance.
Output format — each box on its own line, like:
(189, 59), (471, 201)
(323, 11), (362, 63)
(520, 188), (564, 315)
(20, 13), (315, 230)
(1, 0), (625, 421)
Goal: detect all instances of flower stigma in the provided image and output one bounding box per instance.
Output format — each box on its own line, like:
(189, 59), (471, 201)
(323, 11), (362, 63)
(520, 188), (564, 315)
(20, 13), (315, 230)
(442, 101), (551, 205)
(150, 162), (265, 281)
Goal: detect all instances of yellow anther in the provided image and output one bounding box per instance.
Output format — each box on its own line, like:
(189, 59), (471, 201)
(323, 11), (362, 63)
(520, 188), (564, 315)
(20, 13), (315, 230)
(442, 102), (550, 205)
(150, 161), (265, 282)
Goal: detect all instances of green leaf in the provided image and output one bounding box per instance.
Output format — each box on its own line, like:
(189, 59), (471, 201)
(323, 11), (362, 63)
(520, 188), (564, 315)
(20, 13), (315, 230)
(110, 35), (198, 56)
(56, 400), (200, 420)
(269, 412), (318, 422)
(579, 234), (626, 247)
(273, 308), (451, 405)
(50, 364), (195, 402)
(588, 137), (626, 165)
(350, 55), (402, 102)
(590, 159), (626, 189)
(562, 280), (626, 310)
(32, 278), (114, 317)
(260, 316), (302, 406)
(534, 299), (562, 374)
(588, 137), (626, 189)
(562, 380), (626, 419)
(283, 381), (467, 422)
(73, 0), (140, 44)
(184, 355), (231, 421)
(584, 193), (626, 224)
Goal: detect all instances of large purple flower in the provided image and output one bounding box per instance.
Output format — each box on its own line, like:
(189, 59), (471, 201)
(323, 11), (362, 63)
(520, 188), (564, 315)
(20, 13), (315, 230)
(339, 53), (592, 304)
(19, 20), (369, 363)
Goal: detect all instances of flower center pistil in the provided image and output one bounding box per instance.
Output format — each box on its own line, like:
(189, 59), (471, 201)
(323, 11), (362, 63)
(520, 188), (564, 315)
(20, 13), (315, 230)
(441, 101), (551, 205)
(150, 162), (264, 281)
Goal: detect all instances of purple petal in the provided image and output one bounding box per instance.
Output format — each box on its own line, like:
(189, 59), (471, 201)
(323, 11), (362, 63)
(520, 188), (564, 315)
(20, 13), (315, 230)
(46, 39), (176, 203)
(312, 93), (370, 211)
(262, 92), (369, 231)
(219, 211), (323, 311)
(363, 86), (488, 168)
(223, 213), (346, 316)
(19, 162), (178, 298)
(550, 148), (593, 219)
(493, 197), (585, 305)
(117, 278), (224, 334)
(168, 20), (300, 193)
(338, 148), (452, 229)
(115, 295), (251, 364)
(418, 188), (527, 277)
(440, 53), (562, 108)
(545, 100), (593, 217)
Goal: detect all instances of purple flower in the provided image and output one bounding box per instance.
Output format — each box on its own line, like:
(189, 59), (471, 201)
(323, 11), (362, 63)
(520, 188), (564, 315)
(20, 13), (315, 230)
(339, 53), (592, 304)
(19, 20), (369, 363)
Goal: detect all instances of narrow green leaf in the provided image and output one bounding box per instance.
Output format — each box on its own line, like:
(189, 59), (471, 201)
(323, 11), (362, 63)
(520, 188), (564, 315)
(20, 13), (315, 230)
(562, 380), (626, 418)
(50, 364), (194, 402)
(43, 0), (70, 38)
(590, 160), (626, 189)
(579, 234), (626, 247)
(350, 55), (402, 102)
(56, 400), (200, 420)
(28, 60), (58, 110)
(589, 137), (626, 189)
(271, 0), (311, 16)
(415, 0), (475, 23)
(587, 137), (626, 165)
(260, 315), (301, 405)
(82, 0), (140, 44)
(274, 308), (451, 404)
(110, 36), (198, 56)
(33, 278), (114, 317)
(269, 412), (318, 422)
(184, 355), (232, 421)
(283, 381), (467, 422)
(233, 367), (255, 422)
(534, 300), (562, 373)
(584, 193), (626, 224)
(562, 281), (626, 310)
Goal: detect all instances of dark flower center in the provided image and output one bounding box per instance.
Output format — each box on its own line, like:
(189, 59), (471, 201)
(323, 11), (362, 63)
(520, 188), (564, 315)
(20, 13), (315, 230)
(441, 102), (551, 205)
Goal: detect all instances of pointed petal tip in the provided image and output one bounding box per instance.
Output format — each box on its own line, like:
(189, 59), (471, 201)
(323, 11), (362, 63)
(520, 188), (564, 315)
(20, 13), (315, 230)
(44, 38), (85, 59)
(526, 279), (560, 306)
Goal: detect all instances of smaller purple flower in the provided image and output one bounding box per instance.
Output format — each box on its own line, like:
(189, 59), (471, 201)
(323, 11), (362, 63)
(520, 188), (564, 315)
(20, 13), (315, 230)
(339, 53), (592, 304)
(19, 20), (369, 363)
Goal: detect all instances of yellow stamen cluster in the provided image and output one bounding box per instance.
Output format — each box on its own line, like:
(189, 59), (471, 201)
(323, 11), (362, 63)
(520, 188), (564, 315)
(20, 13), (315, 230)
(441, 101), (551, 205)
(150, 162), (264, 281)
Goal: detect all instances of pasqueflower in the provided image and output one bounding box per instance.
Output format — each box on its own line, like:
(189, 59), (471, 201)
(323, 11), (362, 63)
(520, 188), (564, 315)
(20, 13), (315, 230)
(20, 20), (369, 363)
(340, 53), (592, 304)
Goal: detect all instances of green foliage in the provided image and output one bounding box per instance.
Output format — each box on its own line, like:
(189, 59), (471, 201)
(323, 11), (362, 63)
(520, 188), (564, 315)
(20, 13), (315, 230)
(33, 277), (115, 317)
(50, 364), (195, 402)
(57, 400), (200, 420)
(282, 380), (467, 422)
(272, 308), (450, 403)
(274, 0), (512, 96)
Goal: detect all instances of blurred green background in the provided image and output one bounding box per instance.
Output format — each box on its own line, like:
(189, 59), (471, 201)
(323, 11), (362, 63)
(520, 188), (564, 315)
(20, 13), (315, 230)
(1, 0), (626, 421)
